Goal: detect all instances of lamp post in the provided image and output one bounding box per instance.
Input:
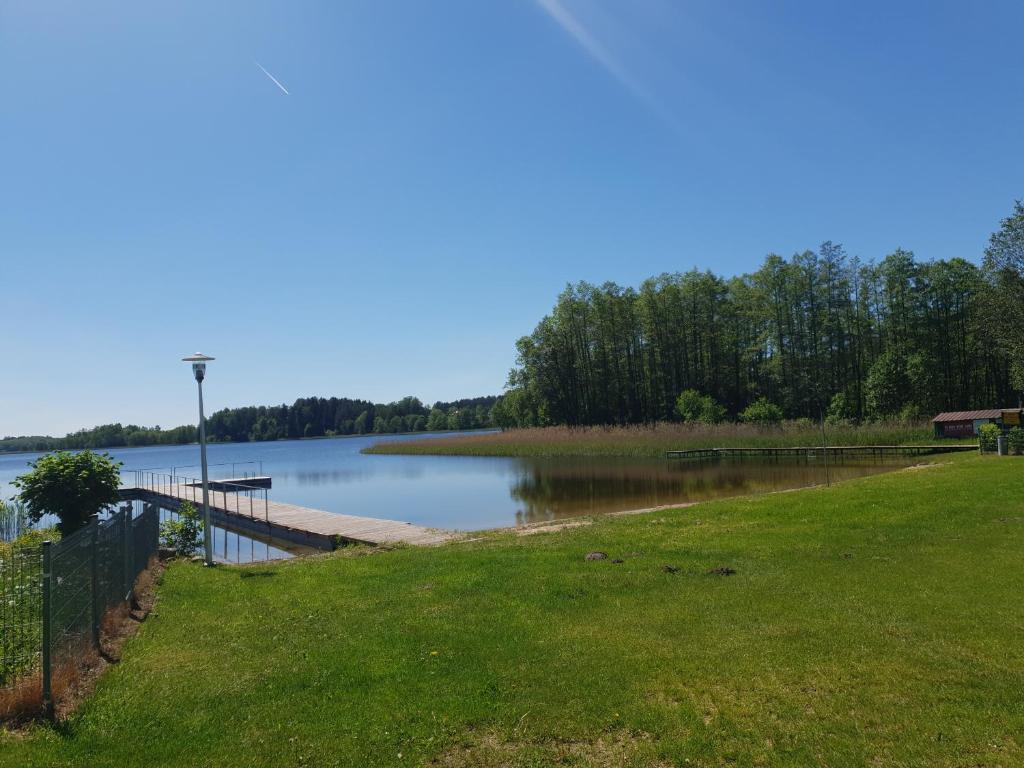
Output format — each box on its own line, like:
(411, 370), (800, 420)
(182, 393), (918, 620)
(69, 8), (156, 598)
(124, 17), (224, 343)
(182, 353), (215, 566)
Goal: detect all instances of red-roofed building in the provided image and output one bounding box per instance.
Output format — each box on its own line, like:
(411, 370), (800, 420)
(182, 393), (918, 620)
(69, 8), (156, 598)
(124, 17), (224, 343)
(932, 409), (1021, 438)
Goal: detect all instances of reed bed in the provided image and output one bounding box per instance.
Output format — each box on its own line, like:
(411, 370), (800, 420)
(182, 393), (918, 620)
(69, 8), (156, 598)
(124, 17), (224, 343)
(364, 420), (938, 458)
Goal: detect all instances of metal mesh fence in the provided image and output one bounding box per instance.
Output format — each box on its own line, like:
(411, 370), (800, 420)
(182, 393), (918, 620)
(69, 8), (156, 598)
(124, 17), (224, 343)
(0, 543), (43, 686)
(46, 506), (160, 687)
(0, 504), (160, 717)
(48, 523), (95, 660)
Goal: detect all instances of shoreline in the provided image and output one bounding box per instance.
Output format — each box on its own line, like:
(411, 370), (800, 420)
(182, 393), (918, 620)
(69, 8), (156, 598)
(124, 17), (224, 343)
(0, 428), (500, 458)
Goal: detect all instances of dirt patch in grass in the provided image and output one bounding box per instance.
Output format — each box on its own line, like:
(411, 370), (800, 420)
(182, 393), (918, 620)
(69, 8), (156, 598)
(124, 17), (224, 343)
(432, 728), (671, 768)
(609, 502), (697, 517)
(516, 520), (594, 536)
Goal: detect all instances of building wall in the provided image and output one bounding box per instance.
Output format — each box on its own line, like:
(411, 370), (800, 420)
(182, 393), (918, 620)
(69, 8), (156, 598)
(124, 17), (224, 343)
(938, 420), (981, 438)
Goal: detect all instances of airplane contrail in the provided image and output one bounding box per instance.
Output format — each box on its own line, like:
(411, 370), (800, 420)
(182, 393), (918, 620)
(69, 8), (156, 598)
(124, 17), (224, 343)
(532, 0), (681, 134)
(255, 61), (289, 95)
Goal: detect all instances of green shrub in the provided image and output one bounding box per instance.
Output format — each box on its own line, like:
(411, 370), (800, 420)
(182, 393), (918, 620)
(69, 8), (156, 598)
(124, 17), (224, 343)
(674, 390), (705, 422)
(740, 398), (784, 426)
(12, 526), (60, 548)
(898, 403), (923, 423)
(674, 390), (727, 424)
(826, 392), (856, 425)
(160, 501), (203, 556)
(1007, 427), (1024, 455)
(13, 450), (123, 535)
(978, 423), (1000, 452)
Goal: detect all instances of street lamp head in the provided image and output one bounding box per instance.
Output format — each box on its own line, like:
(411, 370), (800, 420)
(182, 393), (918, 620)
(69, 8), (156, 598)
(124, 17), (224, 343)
(182, 353), (215, 382)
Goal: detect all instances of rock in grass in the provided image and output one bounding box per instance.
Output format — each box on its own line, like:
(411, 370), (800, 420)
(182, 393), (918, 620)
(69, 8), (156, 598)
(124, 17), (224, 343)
(662, 564), (680, 573)
(707, 566), (736, 576)
(585, 551), (608, 561)
(611, 558), (624, 564)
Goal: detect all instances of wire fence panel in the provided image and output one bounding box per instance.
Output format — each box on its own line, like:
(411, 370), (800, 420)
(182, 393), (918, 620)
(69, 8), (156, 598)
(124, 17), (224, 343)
(96, 513), (128, 614)
(49, 523), (95, 662)
(0, 504), (161, 718)
(0, 542), (43, 687)
(132, 508), (160, 578)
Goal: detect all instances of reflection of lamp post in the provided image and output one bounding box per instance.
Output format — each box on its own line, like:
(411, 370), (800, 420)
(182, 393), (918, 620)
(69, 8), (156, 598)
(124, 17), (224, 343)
(182, 353), (215, 566)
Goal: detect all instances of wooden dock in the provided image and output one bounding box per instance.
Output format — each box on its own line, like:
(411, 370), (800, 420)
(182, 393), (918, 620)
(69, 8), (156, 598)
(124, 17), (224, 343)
(119, 476), (455, 551)
(666, 444), (977, 460)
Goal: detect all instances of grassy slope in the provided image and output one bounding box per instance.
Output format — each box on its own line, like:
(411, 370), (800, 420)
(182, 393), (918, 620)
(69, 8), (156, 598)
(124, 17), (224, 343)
(3, 455), (1022, 768)
(363, 422), (939, 458)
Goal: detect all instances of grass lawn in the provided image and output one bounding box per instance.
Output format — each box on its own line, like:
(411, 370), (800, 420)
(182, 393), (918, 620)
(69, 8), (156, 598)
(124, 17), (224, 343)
(2, 454), (1021, 767)
(363, 421), (941, 458)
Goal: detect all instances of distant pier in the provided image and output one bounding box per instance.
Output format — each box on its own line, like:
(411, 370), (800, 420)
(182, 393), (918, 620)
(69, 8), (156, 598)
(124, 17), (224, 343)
(666, 445), (977, 460)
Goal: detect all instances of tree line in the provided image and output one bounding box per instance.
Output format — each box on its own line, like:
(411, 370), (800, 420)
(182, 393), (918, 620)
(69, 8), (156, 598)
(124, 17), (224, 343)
(0, 395), (500, 453)
(0, 424), (200, 454)
(495, 204), (1024, 428)
(204, 395), (499, 442)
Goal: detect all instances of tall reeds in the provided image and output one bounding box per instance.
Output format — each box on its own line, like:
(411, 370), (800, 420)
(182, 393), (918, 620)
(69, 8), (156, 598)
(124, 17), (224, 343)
(365, 420), (936, 458)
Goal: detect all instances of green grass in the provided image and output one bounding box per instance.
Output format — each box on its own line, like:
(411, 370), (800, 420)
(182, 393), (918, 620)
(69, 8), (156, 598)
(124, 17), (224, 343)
(364, 420), (941, 458)
(3, 454), (1022, 767)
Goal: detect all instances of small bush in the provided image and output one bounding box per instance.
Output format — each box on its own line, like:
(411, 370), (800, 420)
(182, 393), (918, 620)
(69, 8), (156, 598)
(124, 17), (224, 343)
(1007, 427), (1024, 455)
(978, 423), (1000, 453)
(740, 398), (784, 426)
(674, 390), (726, 424)
(826, 392), (856, 425)
(898, 404), (923, 423)
(160, 502), (203, 556)
(12, 526), (60, 548)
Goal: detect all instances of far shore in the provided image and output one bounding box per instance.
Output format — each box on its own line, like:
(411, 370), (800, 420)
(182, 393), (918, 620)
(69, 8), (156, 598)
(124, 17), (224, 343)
(0, 428), (500, 458)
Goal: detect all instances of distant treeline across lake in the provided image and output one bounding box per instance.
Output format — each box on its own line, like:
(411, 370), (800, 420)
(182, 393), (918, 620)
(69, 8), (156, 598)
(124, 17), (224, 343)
(0, 395), (499, 454)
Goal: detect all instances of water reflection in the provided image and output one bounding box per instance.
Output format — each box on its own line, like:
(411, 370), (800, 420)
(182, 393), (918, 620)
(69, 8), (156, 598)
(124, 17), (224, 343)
(508, 456), (914, 525)
(155, 506), (311, 564)
(0, 435), (921, 534)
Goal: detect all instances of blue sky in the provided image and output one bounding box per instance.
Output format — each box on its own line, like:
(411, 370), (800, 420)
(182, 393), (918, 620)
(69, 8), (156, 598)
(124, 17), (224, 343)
(3, 0), (1022, 436)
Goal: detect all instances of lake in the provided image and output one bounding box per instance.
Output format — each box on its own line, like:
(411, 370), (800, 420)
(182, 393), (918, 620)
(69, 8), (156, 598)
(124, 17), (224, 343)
(1, 432), (917, 536)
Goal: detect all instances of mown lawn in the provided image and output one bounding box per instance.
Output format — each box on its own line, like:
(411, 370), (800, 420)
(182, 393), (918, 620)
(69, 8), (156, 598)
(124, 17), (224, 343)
(2, 455), (1021, 767)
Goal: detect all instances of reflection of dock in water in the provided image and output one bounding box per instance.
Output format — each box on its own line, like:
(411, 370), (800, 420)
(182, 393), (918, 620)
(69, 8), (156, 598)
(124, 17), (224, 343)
(666, 445), (976, 460)
(120, 471), (455, 551)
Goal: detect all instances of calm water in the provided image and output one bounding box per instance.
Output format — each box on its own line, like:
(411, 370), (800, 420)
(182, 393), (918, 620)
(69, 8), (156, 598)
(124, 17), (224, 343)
(1, 432), (916, 537)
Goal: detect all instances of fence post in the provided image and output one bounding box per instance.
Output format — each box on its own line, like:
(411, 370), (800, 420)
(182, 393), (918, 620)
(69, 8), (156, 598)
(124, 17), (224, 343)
(41, 540), (54, 720)
(123, 505), (132, 602)
(90, 513), (100, 651)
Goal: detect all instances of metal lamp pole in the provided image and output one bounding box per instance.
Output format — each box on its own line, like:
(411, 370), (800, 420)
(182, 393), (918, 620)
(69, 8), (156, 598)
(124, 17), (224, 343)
(183, 353), (216, 566)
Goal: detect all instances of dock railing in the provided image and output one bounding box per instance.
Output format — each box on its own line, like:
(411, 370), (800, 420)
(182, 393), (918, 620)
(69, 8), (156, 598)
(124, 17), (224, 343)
(127, 470), (271, 525)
